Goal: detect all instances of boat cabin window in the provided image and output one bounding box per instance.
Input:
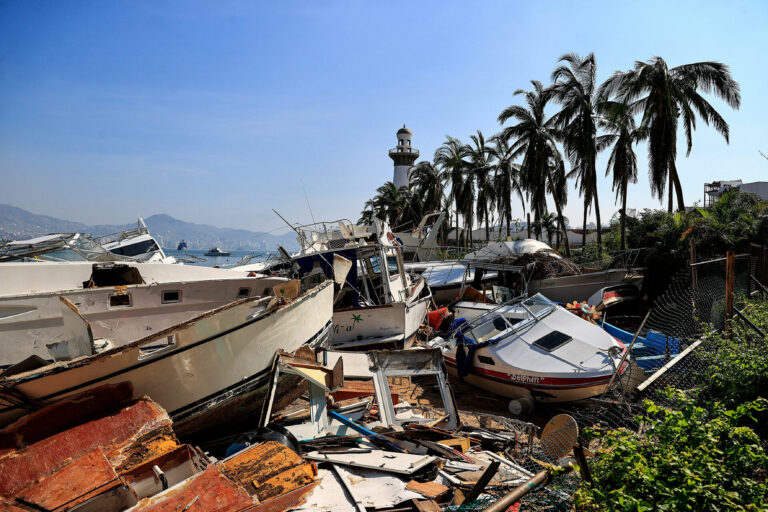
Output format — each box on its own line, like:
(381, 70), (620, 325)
(84, 264), (144, 288)
(237, 287), (250, 298)
(477, 355), (495, 365)
(108, 239), (160, 257)
(532, 331), (572, 352)
(161, 290), (181, 303)
(109, 294), (132, 307)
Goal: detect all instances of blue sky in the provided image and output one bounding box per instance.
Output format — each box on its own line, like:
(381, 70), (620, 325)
(1, 1), (766, 233)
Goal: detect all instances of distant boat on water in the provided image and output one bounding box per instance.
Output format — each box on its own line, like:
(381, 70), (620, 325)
(205, 247), (231, 257)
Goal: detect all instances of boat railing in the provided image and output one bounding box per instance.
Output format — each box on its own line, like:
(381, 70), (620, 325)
(451, 292), (534, 341)
(93, 225), (150, 246)
(0, 233), (135, 262)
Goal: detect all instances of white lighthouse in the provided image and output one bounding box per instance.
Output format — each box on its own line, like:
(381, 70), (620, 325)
(389, 124), (419, 189)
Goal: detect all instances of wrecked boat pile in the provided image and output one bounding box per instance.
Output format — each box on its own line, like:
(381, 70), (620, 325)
(0, 348), (589, 512)
(0, 220), (642, 511)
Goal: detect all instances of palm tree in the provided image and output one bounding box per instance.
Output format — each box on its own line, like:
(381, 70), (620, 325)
(358, 198), (376, 224)
(371, 182), (411, 226)
(550, 52), (603, 255)
(489, 134), (525, 240)
(466, 130), (494, 243)
(434, 136), (470, 246)
(541, 212), (557, 245)
(598, 57), (741, 212)
(409, 161), (445, 216)
(598, 101), (641, 250)
(498, 80), (571, 257)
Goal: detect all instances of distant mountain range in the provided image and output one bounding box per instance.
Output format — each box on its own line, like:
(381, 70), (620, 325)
(0, 204), (299, 251)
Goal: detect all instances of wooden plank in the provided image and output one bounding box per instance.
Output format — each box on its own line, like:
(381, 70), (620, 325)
(14, 448), (120, 511)
(406, 480), (449, 499)
(129, 465), (253, 511)
(437, 437), (470, 453)
(413, 499), (443, 512)
(637, 337), (707, 393)
(220, 441), (315, 501)
(0, 398), (176, 496)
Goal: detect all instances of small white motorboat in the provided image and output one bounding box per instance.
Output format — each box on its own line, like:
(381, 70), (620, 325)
(429, 294), (628, 403)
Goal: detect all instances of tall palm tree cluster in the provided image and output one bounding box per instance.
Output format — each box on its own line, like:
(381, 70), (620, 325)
(360, 54), (740, 255)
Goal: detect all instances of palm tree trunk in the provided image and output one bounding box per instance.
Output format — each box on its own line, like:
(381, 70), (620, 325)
(485, 204), (490, 242)
(594, 191), (602, 258)
(582, 203), (587, 249)
(670, 160), (685, 212)
(667, 172), (674, 213)
(620, 180), (627, 251)
(548, 177), (571, 258)
(527, 213), (531, 238)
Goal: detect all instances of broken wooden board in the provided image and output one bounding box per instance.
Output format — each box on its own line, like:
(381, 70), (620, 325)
(0, 382), (133, 456)
(13, 448), (120, 511)
(405, 480), (450, 499)
(0, 398), (177, 498)
(220, 441), (316, 502)
(304, 449), (435, 475)
(438, 437), (470, 453)
(412, 499), (444, 512)
(128, 465), (253, 511)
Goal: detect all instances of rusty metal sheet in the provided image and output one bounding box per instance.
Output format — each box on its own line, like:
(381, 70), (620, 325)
(0, 382), (133, 457)
(220, 441), (316, 502)
(0, 398), (176, 497)
(130, 465), (253, 512)
(14, 448), (119, 511)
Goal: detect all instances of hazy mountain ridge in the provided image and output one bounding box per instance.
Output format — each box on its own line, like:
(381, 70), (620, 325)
(0, 205), (299, 251)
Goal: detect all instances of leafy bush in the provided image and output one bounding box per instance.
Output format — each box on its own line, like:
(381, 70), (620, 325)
(694, 300), (768, 409)
(575, 393), (768, 511)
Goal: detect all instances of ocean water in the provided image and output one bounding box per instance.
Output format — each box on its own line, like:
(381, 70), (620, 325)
(164, 249), (275, 268)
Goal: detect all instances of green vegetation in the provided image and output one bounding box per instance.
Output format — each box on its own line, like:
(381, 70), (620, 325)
(575, 394), (768, 511)
(575, 298), (768, 511)
(602, 189), (768, 299)
(696, 301), (768, 411)
(360, 54), (742, 257)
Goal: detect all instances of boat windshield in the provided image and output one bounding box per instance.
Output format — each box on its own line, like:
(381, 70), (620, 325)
(467, 314), (523, 343)
(462, 293), (555, 344)
(521, 294), (556, 317)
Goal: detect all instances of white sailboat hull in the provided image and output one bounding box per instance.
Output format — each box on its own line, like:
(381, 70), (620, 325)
(0, 262), (285, 365)
(0, 282), (334, 429)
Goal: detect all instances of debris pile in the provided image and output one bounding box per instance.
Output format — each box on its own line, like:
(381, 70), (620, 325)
(0, 348), (589, 512)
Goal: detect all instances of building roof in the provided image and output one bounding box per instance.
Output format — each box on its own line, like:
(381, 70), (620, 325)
(397, 124), (412, 135)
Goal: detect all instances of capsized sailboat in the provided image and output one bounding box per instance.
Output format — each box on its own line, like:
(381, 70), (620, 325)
(429, 294), (629, 402)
